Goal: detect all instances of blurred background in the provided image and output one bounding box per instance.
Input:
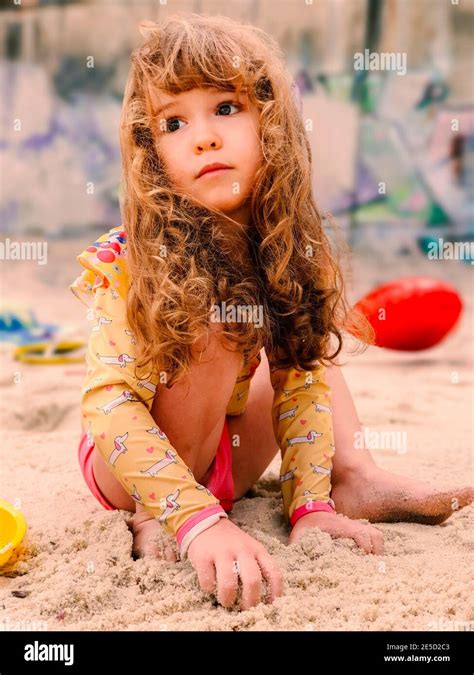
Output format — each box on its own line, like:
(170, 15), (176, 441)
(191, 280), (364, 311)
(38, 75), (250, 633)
(1, 0), (473, 242)
(0, 0), (472, 347)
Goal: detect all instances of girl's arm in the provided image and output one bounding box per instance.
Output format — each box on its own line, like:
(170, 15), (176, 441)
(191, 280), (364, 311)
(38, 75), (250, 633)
(226, 349), (262, 416)
(271, 359), (384, 554)
(269, 361), (336, 526)
(71, 228), (228, 559)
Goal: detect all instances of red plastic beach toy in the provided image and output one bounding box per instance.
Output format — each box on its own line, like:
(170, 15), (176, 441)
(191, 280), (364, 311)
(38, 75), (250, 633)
(354, 277), (463, 351)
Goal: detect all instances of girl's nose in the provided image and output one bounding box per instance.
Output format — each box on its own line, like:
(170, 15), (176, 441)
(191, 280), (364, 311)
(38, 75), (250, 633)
(195, 132), (221, 152)
(193, 114), (223, 152)
(197, 140), (217, 152)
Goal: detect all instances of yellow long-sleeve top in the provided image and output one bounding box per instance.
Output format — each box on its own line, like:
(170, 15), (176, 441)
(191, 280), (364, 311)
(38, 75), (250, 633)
(70, 226), (336, 558)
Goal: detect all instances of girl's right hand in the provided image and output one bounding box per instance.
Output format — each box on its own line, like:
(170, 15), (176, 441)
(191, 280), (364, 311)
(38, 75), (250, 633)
(187, 518), (284, 610)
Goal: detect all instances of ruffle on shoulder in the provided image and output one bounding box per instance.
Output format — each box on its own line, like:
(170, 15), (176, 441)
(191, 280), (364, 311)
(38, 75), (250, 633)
(70, 226), (129, 308)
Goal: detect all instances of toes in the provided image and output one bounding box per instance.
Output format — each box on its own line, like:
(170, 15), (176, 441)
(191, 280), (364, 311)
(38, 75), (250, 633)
(411, 486), (474, 525)
(453, 486), (474, 510)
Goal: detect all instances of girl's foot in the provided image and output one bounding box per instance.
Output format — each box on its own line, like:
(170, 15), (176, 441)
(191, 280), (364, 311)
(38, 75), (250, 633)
(129, 505), (178, 562)
(331, 465), (474, 525)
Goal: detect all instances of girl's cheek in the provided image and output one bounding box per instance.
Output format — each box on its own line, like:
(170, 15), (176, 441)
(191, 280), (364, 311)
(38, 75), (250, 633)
(156, 145), (175, 173)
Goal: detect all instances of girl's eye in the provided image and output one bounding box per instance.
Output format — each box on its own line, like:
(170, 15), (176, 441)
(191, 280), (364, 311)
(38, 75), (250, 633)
(164, 118), (184, 133)
(216, 101), (241, 116)
(163, 101), (241, 134)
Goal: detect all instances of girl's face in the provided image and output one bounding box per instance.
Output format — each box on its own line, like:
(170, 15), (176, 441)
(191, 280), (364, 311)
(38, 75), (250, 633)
(153, 86), (262, 225)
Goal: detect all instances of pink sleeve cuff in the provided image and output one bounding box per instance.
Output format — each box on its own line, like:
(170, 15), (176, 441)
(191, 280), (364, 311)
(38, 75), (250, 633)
(176, 504), (228, 560)
(290, 500), (335, 527)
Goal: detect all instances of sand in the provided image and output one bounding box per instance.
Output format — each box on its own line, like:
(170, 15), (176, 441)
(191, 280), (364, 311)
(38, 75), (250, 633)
(0, 235), (472, 631)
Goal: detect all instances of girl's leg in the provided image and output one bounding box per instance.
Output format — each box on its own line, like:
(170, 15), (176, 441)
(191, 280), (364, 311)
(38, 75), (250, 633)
(148, 324), (244, 483)
(221, 356), (474, 525)
(92, 449), (135, 511)
(325, 363), (474, 524)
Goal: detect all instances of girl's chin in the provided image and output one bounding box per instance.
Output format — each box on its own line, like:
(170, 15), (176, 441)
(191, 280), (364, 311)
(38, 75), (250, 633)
(185, 189), (249, 218)
(198, 198), (247, 214)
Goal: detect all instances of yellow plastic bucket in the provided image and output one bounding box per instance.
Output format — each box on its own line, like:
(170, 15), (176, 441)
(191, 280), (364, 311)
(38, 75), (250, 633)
(0, 499), (27, 566)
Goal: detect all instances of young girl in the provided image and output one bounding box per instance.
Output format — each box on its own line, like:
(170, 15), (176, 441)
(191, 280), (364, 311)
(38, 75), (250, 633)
(71, 13), (473, 612)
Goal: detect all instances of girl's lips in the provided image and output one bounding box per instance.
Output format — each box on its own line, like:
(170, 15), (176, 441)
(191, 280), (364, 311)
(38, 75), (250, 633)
(198, 167), (232, 177)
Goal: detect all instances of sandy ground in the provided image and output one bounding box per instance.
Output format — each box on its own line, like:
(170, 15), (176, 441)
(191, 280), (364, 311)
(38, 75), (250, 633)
(0, 233), (472, 631)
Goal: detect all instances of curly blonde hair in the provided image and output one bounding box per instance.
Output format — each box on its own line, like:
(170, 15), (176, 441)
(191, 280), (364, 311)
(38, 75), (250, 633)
(119, 12), (374, 388)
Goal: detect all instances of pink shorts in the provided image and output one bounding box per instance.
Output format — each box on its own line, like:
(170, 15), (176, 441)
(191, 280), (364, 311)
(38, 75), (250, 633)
(77, 419), (235, 513)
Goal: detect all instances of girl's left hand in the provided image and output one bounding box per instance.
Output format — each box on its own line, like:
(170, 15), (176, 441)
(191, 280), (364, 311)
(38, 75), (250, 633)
(289, 511), (384, 555)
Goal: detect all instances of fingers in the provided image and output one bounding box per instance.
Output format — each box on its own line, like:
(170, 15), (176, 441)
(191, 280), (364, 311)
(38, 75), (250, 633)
(288, 528), (303, 545)
(237, 555), (263, 611)
(352, 524), (384, 555)
(191, 555), (217, 595)
(164, 544), (178, 562)
(195, 551), (284, 610)
(288, 512), (385, 557)
(222, 552), (284, 610)
(369, 526), (384, 555)
(215, 555), (239, 608)
(256, 551), (284, 604)
(187, 520), (284, 610)
(352, 527), (374, 554)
